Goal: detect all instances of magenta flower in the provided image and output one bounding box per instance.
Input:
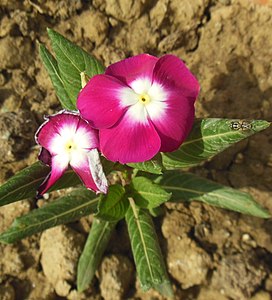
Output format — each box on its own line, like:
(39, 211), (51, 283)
(35, 111), (108, 196)
(77, 54), (200, 163)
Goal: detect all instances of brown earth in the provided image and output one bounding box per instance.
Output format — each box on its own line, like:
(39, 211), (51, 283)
(0, 0), (272, 299)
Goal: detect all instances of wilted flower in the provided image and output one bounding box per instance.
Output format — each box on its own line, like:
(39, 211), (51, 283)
(77, 54), (200, 163)
(35, 111), (108, 196)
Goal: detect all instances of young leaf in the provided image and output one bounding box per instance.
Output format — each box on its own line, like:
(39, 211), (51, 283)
(77, 218), (116, 292)
(0, 189), (99, 244)
(126, 199), (173, 297)
(127, 154), (163, 174)
(0, 162), (80, 207)
(96, 185), (128, 221)
(39, 44), (75, 110)
(47, 28), (105, 104)
(131, 177), (171, 209)
(157, 171), (270, 218)
(162, 118), (270, 169)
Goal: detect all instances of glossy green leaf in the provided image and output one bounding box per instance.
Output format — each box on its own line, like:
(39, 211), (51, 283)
(47, 28), (105, 104)
(77, 218), (116, 292)
(157, 171), (270, 218)
(162, 118), (271, 169)
(126, 199), (173, 296)
(127, 154), (163, 174)
(131, 177), (171, 209)
(0, 162), (80, 207)
(0, 189), (99, 244)
(96, 185), (128, 221)
(39, 44), (75, 110)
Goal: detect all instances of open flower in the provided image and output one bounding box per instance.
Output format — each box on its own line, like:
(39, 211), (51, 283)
(77, 54), (200, 164)
(35, 111), (108, 196)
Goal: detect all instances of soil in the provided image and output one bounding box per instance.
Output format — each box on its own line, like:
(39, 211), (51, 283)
(0, 0), (272, 299)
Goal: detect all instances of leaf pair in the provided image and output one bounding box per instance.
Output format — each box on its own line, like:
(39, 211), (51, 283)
(96, 177), (171, 222)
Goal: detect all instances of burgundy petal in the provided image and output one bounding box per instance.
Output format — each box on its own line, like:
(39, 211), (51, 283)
(36, 111), (79, 150)
(99, 113), (161, 163)
(153, 54), (200, 101)
(37, 154), (69, 196)
(38, 148), (51, 166)
(105, 54), (158, 87)
(70, 149), (108, 194)
(151, 88), (195, 152)
(77, 75), (128, 129)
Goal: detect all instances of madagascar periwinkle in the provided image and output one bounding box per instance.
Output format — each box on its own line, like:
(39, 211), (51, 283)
(35, 111), (108, 196)
(77, 54), (200, 163)
(0, 29), (270, 297)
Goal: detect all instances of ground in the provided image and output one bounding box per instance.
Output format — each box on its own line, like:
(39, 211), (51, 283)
(0, 0), (272, 299)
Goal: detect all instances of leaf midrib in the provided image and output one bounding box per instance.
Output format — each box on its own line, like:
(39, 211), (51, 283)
(162, 185), (248, 204)
(79, 220), (109, 289)
(0, 197), (99, 241)
(129, 199), (155, 281)
(177, 130), (244, 148)
(0, 169), (74, 202)
(42, 46), (66, 88)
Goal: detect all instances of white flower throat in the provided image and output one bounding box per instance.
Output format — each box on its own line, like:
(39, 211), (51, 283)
(120, 78), (168, 123)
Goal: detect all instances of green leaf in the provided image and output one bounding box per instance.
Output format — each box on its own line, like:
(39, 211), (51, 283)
(127, 154), (163, 174)
(0, 189), (99, 244)
(0, 162), (49, 206)
(77, 218), (116, 292)
(131, 177), (171, 209)
(157, 171), (270, 218)
(162, 118), (271, 169)
(96, 185), (128, 221)
(126, 199), (173, 296)
(0, 162), (80, 207)
(39, 44), (75, 110)
(47, 28), (105, 104)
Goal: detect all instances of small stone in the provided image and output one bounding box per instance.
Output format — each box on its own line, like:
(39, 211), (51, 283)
(98, 254), (134, 300)
(72, 9), (109, 45)
(211, 252), (267, 299)
(40, 225), (85, 297)
(250, 291), (271, 300)
(0, 36), (32, 69)
(166, 236), (211, 289)
(0, 110), (37, 163)
(0, 284), (15, 300)
(265, 273), (272, 291)
(104, 0), (149, 22)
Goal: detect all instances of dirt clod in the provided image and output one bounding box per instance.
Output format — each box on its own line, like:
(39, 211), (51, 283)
(98, 254), (134, 300)
(0, 110), (37, 164)
(211, 252), (267, 299)
(166, 235), (212, 289)
(40, 226), (85, 297)
(0, 284), (15, 300)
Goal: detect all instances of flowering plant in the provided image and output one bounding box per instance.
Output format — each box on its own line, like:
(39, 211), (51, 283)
(0, 29), (270, 296)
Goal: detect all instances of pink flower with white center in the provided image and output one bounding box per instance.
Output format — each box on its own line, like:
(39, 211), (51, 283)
(35, 111), (108, 196)
(77, 54), (200, 164)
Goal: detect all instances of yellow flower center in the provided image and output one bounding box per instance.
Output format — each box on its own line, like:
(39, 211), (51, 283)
(65, 140), (77, 152)
(138, 93), (150, 104)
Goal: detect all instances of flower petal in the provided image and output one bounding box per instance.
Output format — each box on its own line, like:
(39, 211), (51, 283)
(99, 113), (161, 163)
(70, 149), (108, 194)
(77, 75), (128, 129)
(37, 154), (69, 196)
(153, 54), (200, 101)
(38, 148), (51, 166)
(36, 111), (79, 150)
(106, 54), (158, 87)
(151, 89), (195, 152)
